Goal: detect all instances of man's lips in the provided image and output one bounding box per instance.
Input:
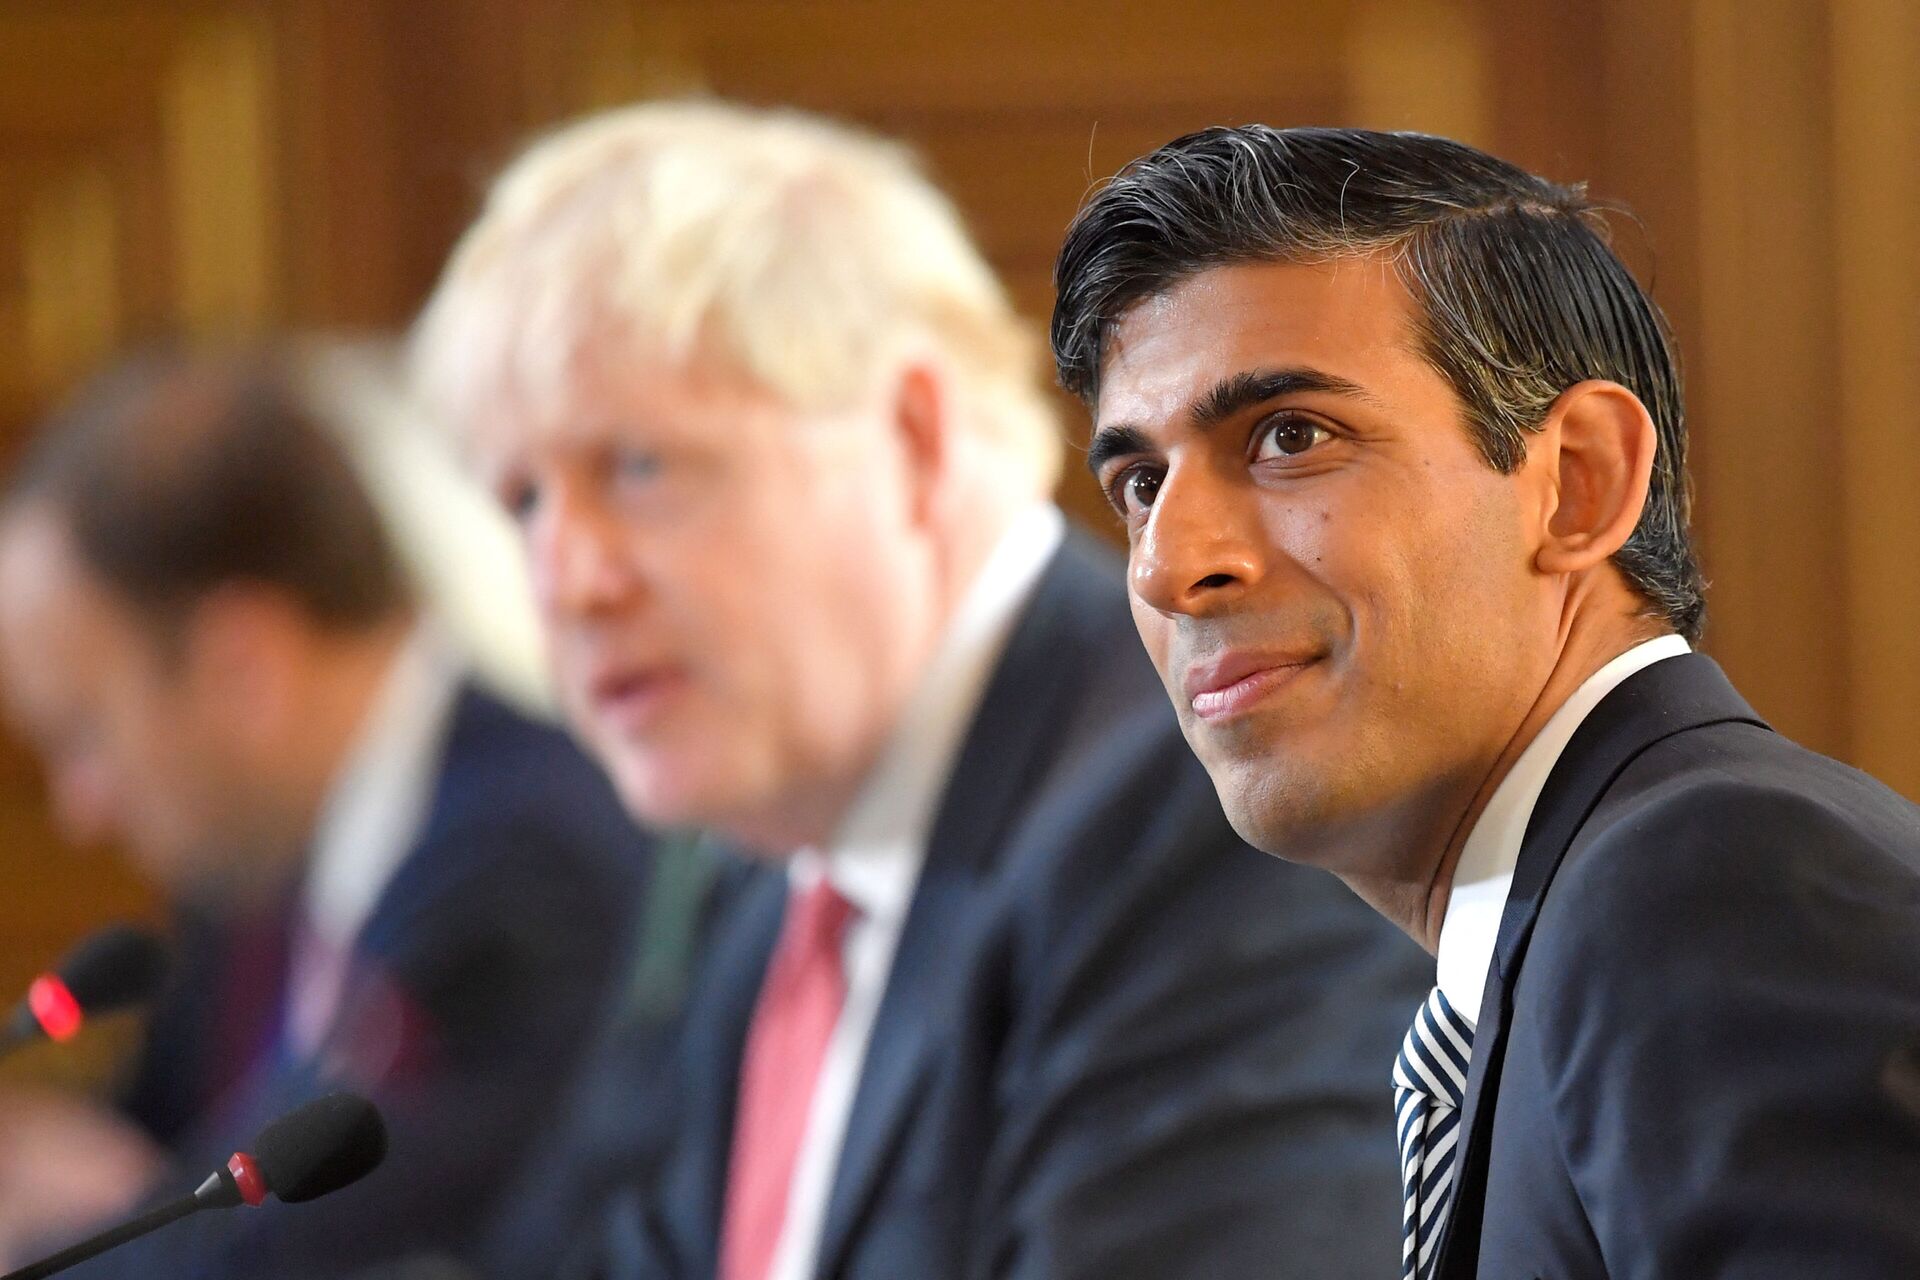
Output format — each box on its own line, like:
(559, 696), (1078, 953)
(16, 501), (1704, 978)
(585, 665), (689, 729)
(1183, 650), (1321, 721)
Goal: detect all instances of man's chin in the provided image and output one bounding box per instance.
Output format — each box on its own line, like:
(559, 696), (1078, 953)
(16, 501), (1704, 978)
(1209, 752), (1351, 864)
(604, 759), (706, 830)
(602, 749), (760, 838)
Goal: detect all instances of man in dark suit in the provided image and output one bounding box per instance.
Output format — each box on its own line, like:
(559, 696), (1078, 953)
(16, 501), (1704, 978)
(1051, 123), (1920, 1277)
(411, 100), (1428, 1279)
(0, 351), (649, 1277)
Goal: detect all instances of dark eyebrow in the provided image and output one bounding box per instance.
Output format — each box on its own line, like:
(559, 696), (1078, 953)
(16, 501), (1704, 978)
(1192, 367), (1382, 427)
(1085, 424), (1154, 478)
(1086, 365), (1381, 476)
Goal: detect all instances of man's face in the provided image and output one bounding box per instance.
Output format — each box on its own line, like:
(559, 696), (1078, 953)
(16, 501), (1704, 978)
(1089, 258), (1559, 871)
(476, 341), (942, 850)
(0, 510), (253, 886)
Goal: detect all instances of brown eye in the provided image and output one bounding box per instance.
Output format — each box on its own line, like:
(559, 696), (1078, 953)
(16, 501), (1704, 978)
(1252, 414), (1330, 461)
(1112, 465), (1163, 518)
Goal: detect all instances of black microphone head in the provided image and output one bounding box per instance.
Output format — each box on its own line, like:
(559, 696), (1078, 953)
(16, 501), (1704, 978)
(57, 925), (171, 1015)
(252, 1093), (388, 1204)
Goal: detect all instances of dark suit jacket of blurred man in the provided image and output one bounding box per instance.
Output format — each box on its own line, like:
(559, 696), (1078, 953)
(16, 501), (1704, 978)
(1438, 654), (1920, 1278)
(589, 530), (1431, 1280)
(72, 672), (649, 1279)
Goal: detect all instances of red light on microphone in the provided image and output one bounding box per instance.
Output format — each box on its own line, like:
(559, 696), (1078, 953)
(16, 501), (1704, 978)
(226, 1152), (267, 1207)
(26, 974), (82, 1042)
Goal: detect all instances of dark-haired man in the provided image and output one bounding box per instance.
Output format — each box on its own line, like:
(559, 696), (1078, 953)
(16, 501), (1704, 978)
(1052, 125), (1920, 1278)
(0, 351), (648, 1278)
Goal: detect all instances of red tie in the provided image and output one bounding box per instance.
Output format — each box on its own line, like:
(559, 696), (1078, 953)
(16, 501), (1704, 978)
(719, 878), (856, 1280)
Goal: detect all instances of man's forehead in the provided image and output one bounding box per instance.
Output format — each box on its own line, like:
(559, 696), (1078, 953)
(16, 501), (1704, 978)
(470, 336), (744, 452)
(0, 512), (134, 686)
(1093, 257), (1419, 428)
(480, 330), (892, 482)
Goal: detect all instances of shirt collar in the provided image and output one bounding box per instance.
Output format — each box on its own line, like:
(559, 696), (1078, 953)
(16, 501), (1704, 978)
(790, 504), (1066, 924)
(1435, 633), (1691, 1023)
(303, 626), (461, 947)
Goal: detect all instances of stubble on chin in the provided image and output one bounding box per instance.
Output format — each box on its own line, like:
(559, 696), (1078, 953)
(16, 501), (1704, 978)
(1202, 733), (1403, 878)
(1224, 765), (1320, 859)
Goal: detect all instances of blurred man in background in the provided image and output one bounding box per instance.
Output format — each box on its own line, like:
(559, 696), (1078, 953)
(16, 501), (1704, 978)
(0, 349), (649, 1277)
(413, 100), (1428, 1280)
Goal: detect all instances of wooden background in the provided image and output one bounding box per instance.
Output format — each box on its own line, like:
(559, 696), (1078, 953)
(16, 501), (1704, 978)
(1, 0), (1915, 1042)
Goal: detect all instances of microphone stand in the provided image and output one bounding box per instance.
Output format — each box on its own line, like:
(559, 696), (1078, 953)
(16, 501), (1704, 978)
(2, 1164), (250, 1280)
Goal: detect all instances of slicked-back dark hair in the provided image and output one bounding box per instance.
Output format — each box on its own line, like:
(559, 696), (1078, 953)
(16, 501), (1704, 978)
(1052, 125), (1704, 642)
(6, 347), (411, 643)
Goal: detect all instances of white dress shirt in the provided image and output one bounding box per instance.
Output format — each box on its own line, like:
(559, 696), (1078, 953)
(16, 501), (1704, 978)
(284, 628), (460, 1059)
(1435, 634), (1691, 1025)
(766, 504), (1065, 1280)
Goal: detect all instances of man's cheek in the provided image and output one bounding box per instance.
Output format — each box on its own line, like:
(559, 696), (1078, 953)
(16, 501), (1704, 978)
(552, 655), (601, 731)
(1130, 610), (1178, 690)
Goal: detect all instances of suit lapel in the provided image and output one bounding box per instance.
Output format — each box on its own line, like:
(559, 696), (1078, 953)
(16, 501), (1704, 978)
(1435, 654), (1767, 1278)
(812, 539), (1100, 1278)
(809, 858), (987, 1277)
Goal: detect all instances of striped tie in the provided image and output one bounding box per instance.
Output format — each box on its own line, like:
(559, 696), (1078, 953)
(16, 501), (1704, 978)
(1392, 986), (1476, 1280)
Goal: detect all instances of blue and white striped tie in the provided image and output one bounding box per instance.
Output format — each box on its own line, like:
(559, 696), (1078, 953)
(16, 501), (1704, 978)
(1392, 986), (1476, 1280)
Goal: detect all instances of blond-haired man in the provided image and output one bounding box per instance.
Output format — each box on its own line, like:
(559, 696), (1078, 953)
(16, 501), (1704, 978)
(415, 101), (1426, 1280)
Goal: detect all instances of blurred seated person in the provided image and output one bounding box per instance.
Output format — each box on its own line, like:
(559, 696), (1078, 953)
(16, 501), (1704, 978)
(411, 101), (1430, 1279)
(474, 829), (747, 1280)
(0, 348), (650, 1277)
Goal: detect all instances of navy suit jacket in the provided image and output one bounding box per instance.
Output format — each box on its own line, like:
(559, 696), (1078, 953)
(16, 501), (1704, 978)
(595, 532), (1429, 1280)
(1437, 654), (1920, 1278)
(79, 684), (649, 1279)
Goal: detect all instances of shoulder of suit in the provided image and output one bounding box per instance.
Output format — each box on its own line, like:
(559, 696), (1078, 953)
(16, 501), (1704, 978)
(986, 704), (1354, 974)
(411, 683), (644, 878)
(1527, 718), (1920, 994)
(435, 684), (614, 802)
(987, 532), (1174, 753)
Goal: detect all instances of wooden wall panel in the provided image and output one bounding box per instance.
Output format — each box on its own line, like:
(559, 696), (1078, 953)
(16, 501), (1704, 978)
(20, 161), (121, 394)
(1347, 0), (1493, 145)
(271, 0), (411, 326)
(1689, 0), (1847, 757)
(163, 10), (278, 332)
(656, 0), (1349, 117)
(1831, 0), (1920, 798)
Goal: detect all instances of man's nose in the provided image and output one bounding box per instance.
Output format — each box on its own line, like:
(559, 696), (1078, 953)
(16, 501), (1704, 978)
(1129, 464), (1266, 617)
(526, 484), (639, 619)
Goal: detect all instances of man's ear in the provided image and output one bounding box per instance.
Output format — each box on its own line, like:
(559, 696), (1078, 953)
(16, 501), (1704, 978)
(179, 586), (300, 752)
(1534, 380), (1658, 575)
(890, 362), (949, 529)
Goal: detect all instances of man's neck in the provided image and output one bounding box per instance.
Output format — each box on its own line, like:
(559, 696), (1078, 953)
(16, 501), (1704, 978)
(280, 618), (416, 839)
(1350, 606), (1669, 954)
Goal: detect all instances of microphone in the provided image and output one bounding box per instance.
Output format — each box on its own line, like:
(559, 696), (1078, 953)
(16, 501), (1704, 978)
(0, 1092), (388, 1280)
(0, 926), (171, 1058)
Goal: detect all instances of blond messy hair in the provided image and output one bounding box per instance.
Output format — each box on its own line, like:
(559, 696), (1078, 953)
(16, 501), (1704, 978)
(411, 99), (1062, 492)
